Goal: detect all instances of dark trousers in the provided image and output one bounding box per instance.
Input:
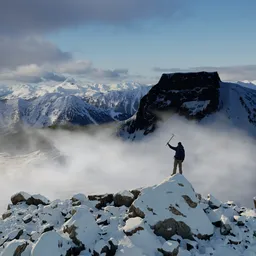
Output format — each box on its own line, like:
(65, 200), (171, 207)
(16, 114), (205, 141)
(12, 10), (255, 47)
(172, 158), (183, 175)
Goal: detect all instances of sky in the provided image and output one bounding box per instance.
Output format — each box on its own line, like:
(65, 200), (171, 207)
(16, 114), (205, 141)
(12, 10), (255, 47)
(0, 1), (256, 84)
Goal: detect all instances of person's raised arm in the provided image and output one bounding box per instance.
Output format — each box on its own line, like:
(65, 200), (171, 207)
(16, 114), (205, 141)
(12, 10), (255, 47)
(167, 143), (176, 151)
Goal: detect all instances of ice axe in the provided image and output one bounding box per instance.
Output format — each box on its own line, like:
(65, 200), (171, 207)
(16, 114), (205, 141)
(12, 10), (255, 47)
(166, 133), (175, 146)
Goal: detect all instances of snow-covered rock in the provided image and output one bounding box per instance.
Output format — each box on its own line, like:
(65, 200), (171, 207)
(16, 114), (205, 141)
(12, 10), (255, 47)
(233, 215), (246, 226)
(0, 174), (256, 256)
(63, 206), (100, 250)
(114, 190), (135, 207)
(26, 194), (50, 206)
(129, 174), (214, 240)
(0, 239), (29, 256)
(158, 240), (179, 256)
(11, 192), (31, 205)
(123, 217), (144, 236)
(207, 194), (222, 209)
(2, 211), (12, 220)
(31, 231), (71, 256)
(88, 193), (114, 209)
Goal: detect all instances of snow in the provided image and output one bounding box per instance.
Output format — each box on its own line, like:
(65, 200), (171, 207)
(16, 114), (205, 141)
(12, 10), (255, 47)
(207, 194), (222, 208)
(132, 174), (214, 237)
(30, 194), (50, 205)
(0, 239), (28, 256)
(0, 80), (151, 101)
(123, 217), (143, 233)
(162, 240), (179, 252)
(22, 214), (33, 223)
(71, 193), (87, 203)
(11, 191), (31, 201)
(181, 100), (210, 115)
(0, 81), (151, 129)
(31, 231), (70, 256)
(117, 190), (134, 198)
(0, 174), (256, 256)
(63, 205), (100, 247)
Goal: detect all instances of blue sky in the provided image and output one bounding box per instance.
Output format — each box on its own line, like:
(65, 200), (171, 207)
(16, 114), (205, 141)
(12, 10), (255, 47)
(46, 1), (256, 82)
(1, 1), (256, 83)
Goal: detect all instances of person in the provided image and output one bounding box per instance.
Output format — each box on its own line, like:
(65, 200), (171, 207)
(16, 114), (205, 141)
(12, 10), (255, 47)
(167, 142), (185, 175)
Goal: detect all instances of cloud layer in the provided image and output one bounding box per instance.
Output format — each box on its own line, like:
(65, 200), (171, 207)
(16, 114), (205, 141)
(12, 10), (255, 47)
(0, 0), (184, 35)
(153, 65), (256, 81)
(0, 115), (255, 212)
(0, 61), (129, 83)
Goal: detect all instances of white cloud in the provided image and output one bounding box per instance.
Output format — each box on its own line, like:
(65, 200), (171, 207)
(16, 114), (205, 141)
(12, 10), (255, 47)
(0, 114), (255, 212)
(0, 37), (71, 70)
(0, 61), (129, 83)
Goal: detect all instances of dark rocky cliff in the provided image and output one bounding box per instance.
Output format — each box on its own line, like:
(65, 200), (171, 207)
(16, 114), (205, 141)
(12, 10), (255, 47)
(119, 72), (221, 136)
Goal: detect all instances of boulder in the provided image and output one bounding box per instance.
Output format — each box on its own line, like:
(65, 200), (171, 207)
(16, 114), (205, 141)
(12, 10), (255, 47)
(7, 229), (24, 241)
(63, 206), (100, 250)
(94, 238), (118, 256)
(88, 194), (113, 209)
(0, 240), (29, 256)
(205, 208), (222, 227)
(123, 217), (144, 236)
(129, 174), (214, 240)
(234, 215), (246, 226)
(158, 240), (179, 256)
(114, 190), (134, 207)
(207, 194), (222, 209)
(22, 214), (33, 224)
(93, 239), (111, 256)
(220, 215), (232, 236)
(26, 194), (50, 206)
(31, 231), (71, 256)
(2, 210), (12, 220)
(11, 192), (31, 205)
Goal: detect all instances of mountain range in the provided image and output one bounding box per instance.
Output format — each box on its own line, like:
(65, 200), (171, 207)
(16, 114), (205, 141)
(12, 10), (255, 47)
(0, 79), (151, 132)
(0, 74), (255, 138)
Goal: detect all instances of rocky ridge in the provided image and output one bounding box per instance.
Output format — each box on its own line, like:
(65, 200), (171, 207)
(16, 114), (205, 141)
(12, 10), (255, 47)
(0, 175), (255, 256)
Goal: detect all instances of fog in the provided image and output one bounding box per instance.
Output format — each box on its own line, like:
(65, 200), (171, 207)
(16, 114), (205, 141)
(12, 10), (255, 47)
(0, 115), (255, 212)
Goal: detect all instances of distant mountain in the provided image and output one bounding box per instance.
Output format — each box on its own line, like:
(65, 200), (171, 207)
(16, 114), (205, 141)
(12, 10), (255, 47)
(0, 79), (151, 131)
(119, 72), (256, 139)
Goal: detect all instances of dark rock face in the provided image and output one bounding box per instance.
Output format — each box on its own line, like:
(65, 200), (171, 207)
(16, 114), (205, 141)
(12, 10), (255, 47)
(120, 72), (220, 136)
(88, 194), (114, 209)
(153, 218), (193, 240)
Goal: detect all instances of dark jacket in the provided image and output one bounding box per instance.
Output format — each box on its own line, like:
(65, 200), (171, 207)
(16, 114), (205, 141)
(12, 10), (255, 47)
(168, 144), (185, 161)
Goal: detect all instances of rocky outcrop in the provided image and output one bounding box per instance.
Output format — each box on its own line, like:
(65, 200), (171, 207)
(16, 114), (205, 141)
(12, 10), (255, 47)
(1, 174), (256, 255)
(129, 174), (214, 240)
(88, 194), (113, 209)
(10, 192), (50, 206)
(113, 190), (135, 207)
(11, 192), (31, 205)
(119, 72), (221, 137)
(63, 206), (100, 250)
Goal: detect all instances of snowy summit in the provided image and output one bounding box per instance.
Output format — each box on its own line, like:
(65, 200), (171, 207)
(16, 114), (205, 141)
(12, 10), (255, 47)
(0, 174), (255, 256)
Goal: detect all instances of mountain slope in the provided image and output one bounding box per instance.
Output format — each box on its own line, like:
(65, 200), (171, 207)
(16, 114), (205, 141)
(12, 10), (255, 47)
(0, 93), (119, 131)
(119, 72), (256, 139)
(0, 80), (150, 130)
